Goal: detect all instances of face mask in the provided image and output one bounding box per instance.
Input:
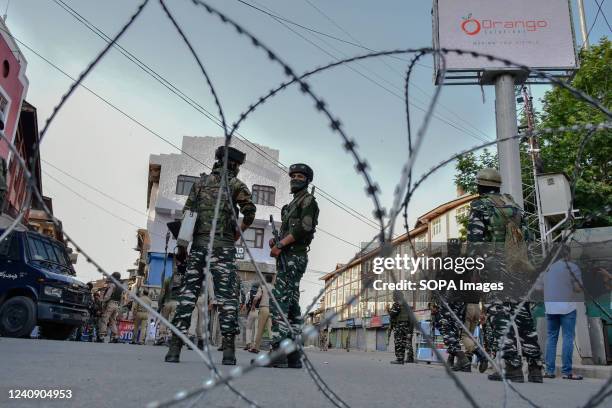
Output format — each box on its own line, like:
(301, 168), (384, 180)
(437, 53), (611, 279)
(290, 179), (308, 193)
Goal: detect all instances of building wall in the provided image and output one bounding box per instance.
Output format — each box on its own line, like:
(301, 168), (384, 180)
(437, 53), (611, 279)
(321, 196), (477, 343)
(0, 18), (28, 161)
(146, 136), (292, 281)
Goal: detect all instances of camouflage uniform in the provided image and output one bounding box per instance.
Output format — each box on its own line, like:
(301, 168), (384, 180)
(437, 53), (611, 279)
(99, 281), (122, 340)
(467, 192), (542, 370)
(271, 188), (319, 345)
(171, 163), (255, 339)
(389, 300), (414, 362)
(437, 301), (465, 355)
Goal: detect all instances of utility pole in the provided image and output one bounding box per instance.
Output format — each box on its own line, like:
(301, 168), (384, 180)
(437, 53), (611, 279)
(577, 0), (590, 49)
(494, 74), (524, 208)
(522, 85), (547, 255)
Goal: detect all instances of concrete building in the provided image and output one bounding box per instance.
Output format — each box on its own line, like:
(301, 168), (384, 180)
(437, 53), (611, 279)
(0, 17), (28, 162)
(143, 136), (291, 288)
(318, 194), (476, 352)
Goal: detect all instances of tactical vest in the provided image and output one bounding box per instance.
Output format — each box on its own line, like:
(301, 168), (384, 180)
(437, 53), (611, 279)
(280, 191), (318, 251)
(483, 193), (521, 243)
(109, 284), (122, 302)
(190, 172), (239, 244)
(396, 302), (411, 322)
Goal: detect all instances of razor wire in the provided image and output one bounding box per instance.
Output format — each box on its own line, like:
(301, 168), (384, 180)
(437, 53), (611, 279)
(0, 0), (610, 407)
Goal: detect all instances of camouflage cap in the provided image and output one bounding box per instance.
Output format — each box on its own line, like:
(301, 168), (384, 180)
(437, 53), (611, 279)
(289, 163), (314, 182)
(476, 168), (502, 187)
(215, 146), (246, 164)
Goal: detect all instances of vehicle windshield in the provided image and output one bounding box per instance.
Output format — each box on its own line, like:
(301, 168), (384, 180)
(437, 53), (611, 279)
(26, 234), (73, 275)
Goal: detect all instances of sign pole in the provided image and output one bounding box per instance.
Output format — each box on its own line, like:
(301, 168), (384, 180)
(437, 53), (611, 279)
(494, 73), (524, 209)
(577, 0), (590, 49)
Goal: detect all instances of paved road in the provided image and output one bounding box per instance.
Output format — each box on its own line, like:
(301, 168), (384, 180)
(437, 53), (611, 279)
(0, 338), (608, 408)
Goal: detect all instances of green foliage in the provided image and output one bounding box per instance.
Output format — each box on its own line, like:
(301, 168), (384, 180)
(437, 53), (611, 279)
(538, 38), (612, 226)
(454, 39), (611, 227)
(454, 149), (498, 194)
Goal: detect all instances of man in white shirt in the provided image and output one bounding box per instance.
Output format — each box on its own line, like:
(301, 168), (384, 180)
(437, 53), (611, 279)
(542, 246), (584, 380)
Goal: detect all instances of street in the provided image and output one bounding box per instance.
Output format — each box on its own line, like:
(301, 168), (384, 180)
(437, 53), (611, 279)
(0, 338), (607, 408)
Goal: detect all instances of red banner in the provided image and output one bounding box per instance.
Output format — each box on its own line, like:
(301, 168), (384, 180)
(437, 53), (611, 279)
(118, 320), (134, 343)
(370, 315), (382, 328)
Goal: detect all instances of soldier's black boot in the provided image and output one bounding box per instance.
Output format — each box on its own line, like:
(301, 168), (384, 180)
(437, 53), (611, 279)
(287, 350), (303, 369)
(197, 339), (204, 351)
(268, 342), (288, 368)
(527, 362), (543, 383)
(217, 343), (224, 351)
(488, 365), (524, 383)
(222, 336), (236, 365)
(164, 336), (183, 363)
(390, 358), (404, 365)
(405, 352), (415, 364)
(446, 353), (455, 368)
(475, 349), (488, 373)
(452, 351), (471, 372)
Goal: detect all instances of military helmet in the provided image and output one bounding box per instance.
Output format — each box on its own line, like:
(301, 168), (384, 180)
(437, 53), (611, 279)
(476, 168), (502, 187)
(215, 146), (246, 164)
(111, 272), (121, 280)
(289, 163), (314, 182)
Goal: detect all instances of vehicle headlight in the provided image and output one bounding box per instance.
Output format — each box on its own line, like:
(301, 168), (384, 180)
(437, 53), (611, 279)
(44, 286), (62, 297)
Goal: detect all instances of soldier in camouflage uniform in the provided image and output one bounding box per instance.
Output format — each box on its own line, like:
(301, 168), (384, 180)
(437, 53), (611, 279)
(165, 146), (256, 365)
(437, 301), (465, 366)
(467, 168), (543, 383)
(388, 291), (414, 364)
(267, 163), (319, 368)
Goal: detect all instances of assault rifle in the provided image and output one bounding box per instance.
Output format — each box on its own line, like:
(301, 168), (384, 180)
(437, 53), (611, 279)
(270, 215), (288, 273)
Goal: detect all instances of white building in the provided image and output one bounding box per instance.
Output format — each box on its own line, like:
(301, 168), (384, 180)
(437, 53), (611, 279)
(144, 136), (291, 287)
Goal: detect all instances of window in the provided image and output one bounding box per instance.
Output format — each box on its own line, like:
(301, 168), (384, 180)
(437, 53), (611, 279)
(252, 185), (276, 206)
(351, 266), (359, 281)
(331, 289), (336, 307)
(243, 227), (264, 248)
(0, 93), (7, 115)
(432, 218), (441, 236)
(415, 235), (426, 250)
(176, 175), (198, 196)
(455, 205), (469, 221)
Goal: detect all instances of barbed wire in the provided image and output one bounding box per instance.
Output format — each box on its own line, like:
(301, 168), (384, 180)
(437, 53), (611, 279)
(1, 0), (610, 407)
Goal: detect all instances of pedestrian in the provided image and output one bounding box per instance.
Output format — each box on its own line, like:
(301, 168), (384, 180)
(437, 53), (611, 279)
(156, 274), (180, 346)
(131, 289), (152, 345)
(319, 325), (329, 352)
(244, 282), (260, 350)
(267, 163), (319, 368)
(388, 291), (415, 364)
(97, 272), (123, 343)
(249, 274), (274, 353)
(467, 168), (543, 383)
(164, 146), (256, 365)
(542, 246), (584, 380)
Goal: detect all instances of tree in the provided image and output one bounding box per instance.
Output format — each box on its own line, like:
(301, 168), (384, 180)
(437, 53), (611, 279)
(454, 149), (498, 194)
(537, 38), (611, 227)
(455, 39), (611, 227)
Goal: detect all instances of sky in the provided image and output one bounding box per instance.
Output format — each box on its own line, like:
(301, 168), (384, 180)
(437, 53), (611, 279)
(3, 0), (609, 309)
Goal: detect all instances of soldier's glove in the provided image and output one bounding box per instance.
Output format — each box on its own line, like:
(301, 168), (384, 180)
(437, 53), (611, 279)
(176, 245), (188, 262)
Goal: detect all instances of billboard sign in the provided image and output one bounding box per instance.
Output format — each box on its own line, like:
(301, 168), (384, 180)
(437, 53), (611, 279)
(433, 0), (578, 81)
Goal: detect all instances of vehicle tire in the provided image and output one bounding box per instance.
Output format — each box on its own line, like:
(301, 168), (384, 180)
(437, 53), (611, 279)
(39, 323), (76, 340)
(0, 296), (37, 338)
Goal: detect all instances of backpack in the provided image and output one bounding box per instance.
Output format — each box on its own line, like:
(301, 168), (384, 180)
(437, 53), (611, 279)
(486, 194), (535, 275)
(192, 173), (238, 239)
